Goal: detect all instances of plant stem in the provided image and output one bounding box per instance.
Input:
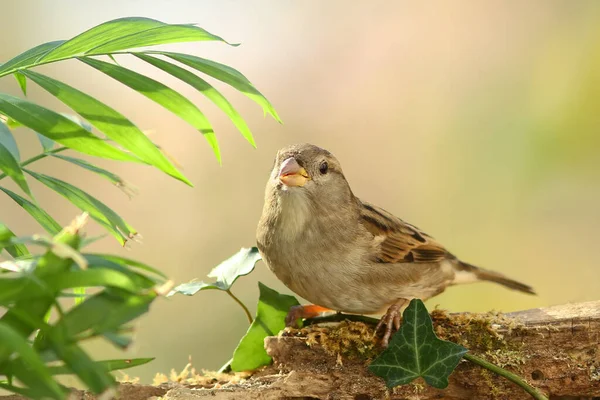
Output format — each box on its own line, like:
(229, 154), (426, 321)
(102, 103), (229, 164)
(463, 353), (548, 400)
(0, 147), (68, 181)
(226, 289), (253, 325)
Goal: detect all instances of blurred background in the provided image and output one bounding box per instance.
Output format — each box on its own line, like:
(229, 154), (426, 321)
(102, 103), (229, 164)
(1, 0), (599, 385)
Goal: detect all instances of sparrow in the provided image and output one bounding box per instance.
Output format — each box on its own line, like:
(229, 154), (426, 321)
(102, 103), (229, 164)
(256, 143), (535, 347)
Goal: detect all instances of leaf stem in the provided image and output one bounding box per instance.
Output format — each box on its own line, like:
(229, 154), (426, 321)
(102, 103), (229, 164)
(226, 289), (253, 325)
(0, 147), (68, 181)
(463, 353), (548, 400)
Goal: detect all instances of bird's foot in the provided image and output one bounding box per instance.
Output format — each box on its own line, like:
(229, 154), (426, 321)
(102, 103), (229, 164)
(375, 300), (408, 348)
(285, 304), (333, 328)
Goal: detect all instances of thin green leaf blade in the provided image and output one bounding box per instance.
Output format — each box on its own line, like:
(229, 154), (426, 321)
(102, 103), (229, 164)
(0, 94), (139, 162)
(79, 56), (220, 162)
(0, 121), (19, 160)
(0, 186), (61, 234)
(47, 357), (154, 375)
(36, 133), (56, 152)
(14, 72), (27, 96)
(38, 17), (227, 64)
(43, 269), (140, 293)
(51, 154), (136, 196)
(368, 299), (468, 389)
(48, 338), (115, 394)
(84, 253), (167, 279)
(0, 223), (30, 258)
(159, 51), (282, 123)
(22, 70), (190, 185)
(168, 247), (261, 296)
(87, 24), (228, 54)
(25, 170), (135, 245)
(135, 53), (256, 146)
(73, 286), (85, 305)
(0, 40), (65, 75)
(0, 323), (65, 399)
(0, 143), (32, 197)
(230, 282), (299, 372)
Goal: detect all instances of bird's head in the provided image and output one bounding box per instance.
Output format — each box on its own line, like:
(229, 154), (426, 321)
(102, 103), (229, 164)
(264, 144), (355, 220)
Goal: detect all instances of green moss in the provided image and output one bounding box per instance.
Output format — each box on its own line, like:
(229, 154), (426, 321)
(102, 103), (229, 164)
(291, 321), (380, 360)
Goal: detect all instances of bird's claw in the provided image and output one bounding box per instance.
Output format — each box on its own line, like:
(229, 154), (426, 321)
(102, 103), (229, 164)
(375, 301), (405, 348)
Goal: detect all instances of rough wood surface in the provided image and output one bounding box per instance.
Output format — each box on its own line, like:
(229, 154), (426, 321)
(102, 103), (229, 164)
(2, 301), (598, 400)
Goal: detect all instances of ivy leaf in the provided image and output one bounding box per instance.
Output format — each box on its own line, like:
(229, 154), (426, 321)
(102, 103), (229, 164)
(230, 282), (299, 372)
(368, 299), (467, 389)
(167, 247), (261, 296)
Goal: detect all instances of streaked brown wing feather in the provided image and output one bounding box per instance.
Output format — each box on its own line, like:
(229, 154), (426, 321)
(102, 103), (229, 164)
(359, 201), (452, 264)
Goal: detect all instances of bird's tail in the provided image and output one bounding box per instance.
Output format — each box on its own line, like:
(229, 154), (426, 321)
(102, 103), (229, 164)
(453, 261), (536, 295)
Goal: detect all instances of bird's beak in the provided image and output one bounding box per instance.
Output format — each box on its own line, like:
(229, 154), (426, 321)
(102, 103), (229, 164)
(279, 157), (310, 187)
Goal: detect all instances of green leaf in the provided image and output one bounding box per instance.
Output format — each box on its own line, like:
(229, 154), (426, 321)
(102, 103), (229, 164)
(230, 282), (299, 372)
(0, 143), (32, 198)
(73, 286), (86, 305)
(168, 247), (261, 296)
(47, 335), (116, 394)
(0, 186), (62, 234)
(36, 133), (55, 152)
(0, 323), (65, 399)
(368, 299), (468, 389)
(0, 120), (20, 160)
(43, 269), (140, 293)
(14, 72), (27, 96)
(51, 154), (136, 196)
(21, 70), (191, 185)
(134, 53), (256, 147)
(0, 271), (49, 304)
(38, 17), (228, 64)
(0, 94), (139, 162)
(0, 40), (65, 76)
(84, 253), (167, 280)
(79, 56), (220, 162)
(25, 170), (136, 245)
(47, 357), (154, 375)
(158, 51), (282, 123)
(0, 223), (30, 258)
(83, 256), (156, 290)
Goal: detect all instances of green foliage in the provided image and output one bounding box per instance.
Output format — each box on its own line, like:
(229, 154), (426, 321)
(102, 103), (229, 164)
(0, 16), (280, 399)
(368, 299), (468, 389)
(231, 283), (299, 372)
(0, 216), (161, 399)
(0, 16), (279, 245)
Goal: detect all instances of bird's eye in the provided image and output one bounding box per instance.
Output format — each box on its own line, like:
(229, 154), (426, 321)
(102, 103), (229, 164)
(319, 161), (329, 174)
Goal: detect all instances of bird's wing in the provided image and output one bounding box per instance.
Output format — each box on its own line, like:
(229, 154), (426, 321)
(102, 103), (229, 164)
(359, 201), (453, 264)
